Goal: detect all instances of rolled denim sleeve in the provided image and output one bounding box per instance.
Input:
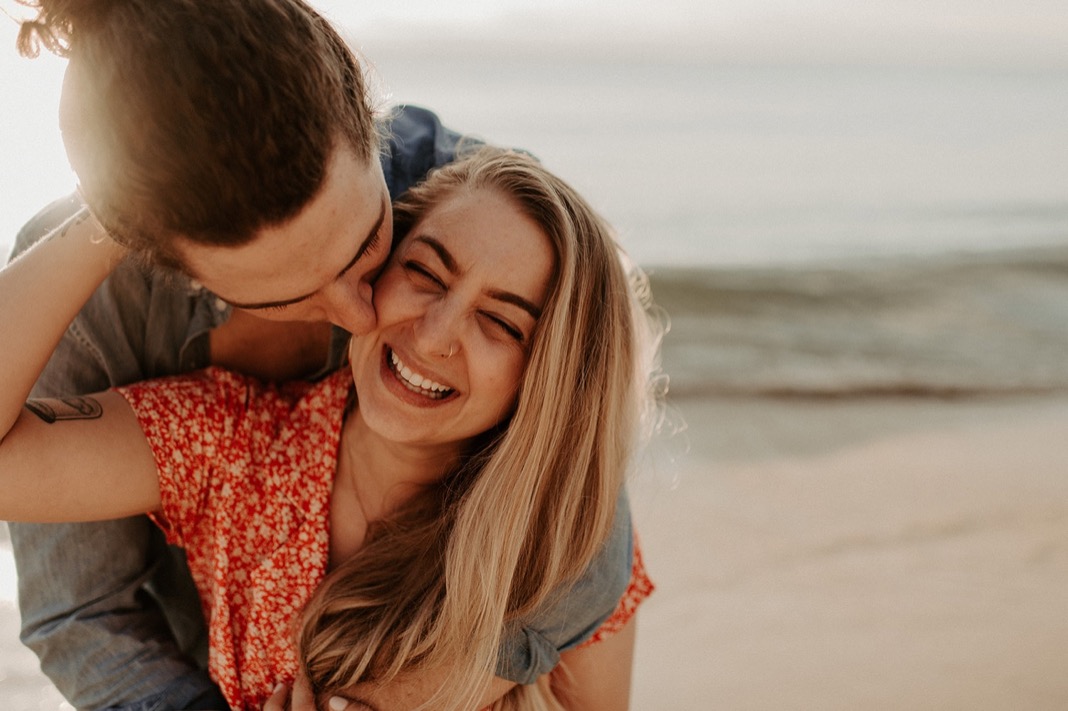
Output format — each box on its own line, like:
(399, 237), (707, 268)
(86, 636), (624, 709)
(495, 489), (633, 684)
(381, 104), (481, 200)
(6, 196), (221, 710)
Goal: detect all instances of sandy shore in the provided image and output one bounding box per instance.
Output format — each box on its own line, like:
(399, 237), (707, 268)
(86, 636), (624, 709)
(4, 393), (1068, 709)
(630, 393), (1068, 709)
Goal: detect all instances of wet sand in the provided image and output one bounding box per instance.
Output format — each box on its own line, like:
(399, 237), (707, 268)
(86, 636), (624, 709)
(629, 393), (1068, 709)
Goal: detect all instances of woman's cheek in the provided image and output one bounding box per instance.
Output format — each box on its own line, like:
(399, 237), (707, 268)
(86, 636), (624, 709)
(491, 351), (529, 404)
(371, 273), (407, 320)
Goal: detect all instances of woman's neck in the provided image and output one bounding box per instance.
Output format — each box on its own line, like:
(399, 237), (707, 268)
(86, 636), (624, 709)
(337, 407), (462, 526)
(329, 406), (463, 567)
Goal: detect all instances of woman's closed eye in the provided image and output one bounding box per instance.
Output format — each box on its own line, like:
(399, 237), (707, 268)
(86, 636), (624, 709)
(404, 260), (445, 290)
(402, 259), (529, 342)
(480, 311), (524, 342)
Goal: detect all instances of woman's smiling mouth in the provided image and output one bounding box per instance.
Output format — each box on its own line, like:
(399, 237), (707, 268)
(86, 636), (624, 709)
(387, 347), (455, 400)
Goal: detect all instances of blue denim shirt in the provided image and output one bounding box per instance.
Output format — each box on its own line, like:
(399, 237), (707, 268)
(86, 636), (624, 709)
(7, 105), (631, 709)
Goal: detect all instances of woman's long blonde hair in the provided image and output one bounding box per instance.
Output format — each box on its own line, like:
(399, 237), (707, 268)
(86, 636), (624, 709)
(299, 148), (664, 709)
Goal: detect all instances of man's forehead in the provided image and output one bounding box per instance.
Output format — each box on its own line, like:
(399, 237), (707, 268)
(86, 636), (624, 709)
(180, 180), (389, 307)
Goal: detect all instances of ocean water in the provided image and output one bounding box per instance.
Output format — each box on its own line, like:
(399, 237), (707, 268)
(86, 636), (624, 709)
(653, 245), (1068, 397)
(359, 51), (1068, 267)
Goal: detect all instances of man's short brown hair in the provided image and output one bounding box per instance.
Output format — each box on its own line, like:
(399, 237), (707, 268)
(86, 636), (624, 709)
(20, 0), (378, 267)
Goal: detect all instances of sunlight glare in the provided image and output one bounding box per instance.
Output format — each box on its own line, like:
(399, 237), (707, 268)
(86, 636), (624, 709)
(1, 20), (74, 258)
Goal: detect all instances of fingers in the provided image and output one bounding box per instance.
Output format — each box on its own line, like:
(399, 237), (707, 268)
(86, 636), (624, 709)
(263, 674), (358, 711)
(290, 670), (315, 710)
(263, 682), (290, 711)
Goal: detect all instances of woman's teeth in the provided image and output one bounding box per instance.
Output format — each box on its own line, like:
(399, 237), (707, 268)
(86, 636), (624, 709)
(390, 350), (453, 399)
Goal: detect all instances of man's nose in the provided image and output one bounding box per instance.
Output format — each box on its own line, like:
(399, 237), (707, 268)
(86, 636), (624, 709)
(326, 277), (376, 335)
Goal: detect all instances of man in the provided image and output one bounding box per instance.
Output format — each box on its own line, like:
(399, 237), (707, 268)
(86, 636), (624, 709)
(9, 1), (632, 708)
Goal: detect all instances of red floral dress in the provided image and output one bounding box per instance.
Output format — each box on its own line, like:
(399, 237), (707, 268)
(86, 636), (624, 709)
(580, 541), (654, 649)
(116, 367), (652, 710)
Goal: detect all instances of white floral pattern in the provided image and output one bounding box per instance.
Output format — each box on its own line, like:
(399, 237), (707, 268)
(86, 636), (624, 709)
(118, 367), (347, 709)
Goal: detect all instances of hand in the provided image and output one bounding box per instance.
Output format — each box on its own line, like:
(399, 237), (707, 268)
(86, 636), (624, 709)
(263, 682), (290, 711)
(65, 206), (128, 262)
(263, 673), (357, 711)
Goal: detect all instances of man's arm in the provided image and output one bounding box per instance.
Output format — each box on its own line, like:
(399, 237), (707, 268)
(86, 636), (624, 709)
(379, 104), (481, 201)
(0, 209), (124, 436)
(495, 488), (634, 685)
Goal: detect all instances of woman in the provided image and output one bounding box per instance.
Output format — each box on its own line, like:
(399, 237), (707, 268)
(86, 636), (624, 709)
(10, 1), (643, 708)
(0, 148), (661, 709)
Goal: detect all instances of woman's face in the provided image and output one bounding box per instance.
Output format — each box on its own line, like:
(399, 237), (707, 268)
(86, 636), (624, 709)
(348, 186), (555, 450)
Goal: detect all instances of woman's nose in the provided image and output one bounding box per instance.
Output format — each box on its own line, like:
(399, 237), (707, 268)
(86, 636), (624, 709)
(414, 300), (462, 360)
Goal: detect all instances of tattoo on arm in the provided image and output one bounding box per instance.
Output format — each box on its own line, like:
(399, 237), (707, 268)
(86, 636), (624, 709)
(47, 206), (91, 242)
(24, 396), (103, 424)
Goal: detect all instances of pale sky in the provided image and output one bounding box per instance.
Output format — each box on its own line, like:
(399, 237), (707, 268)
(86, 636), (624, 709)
(2, 0), (1067, 254)
(319, 0), (1068, 66)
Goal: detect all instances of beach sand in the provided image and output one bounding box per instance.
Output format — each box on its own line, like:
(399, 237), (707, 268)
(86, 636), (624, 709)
(630, 393), (1068, 709)
(3, 392), (1067, 709)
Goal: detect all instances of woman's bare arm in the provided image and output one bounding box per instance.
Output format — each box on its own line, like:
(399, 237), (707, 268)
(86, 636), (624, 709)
(0, 390), (161, 521)
(0, 208), (161, 521)
(550, 616), (638, 710)
(0, 208), (124, 437)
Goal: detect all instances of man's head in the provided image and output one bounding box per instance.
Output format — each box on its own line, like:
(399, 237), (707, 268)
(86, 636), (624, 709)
(20, 0), (388, 333)
(175, 145), (391, 334)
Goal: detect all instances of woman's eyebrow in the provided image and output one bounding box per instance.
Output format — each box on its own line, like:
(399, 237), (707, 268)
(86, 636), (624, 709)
(412, 236), (541, 319)
(487, 288), (542, 319)
(411, 235), (458, 274)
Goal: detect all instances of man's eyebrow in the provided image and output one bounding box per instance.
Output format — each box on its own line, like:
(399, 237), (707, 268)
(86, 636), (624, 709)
(414, 235), (542, 319)
(227, 195), (388, 311)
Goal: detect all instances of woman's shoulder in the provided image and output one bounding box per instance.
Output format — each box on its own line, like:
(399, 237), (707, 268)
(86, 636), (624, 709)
(116, 365), (350, 410)
(113, 366), (352, 472)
